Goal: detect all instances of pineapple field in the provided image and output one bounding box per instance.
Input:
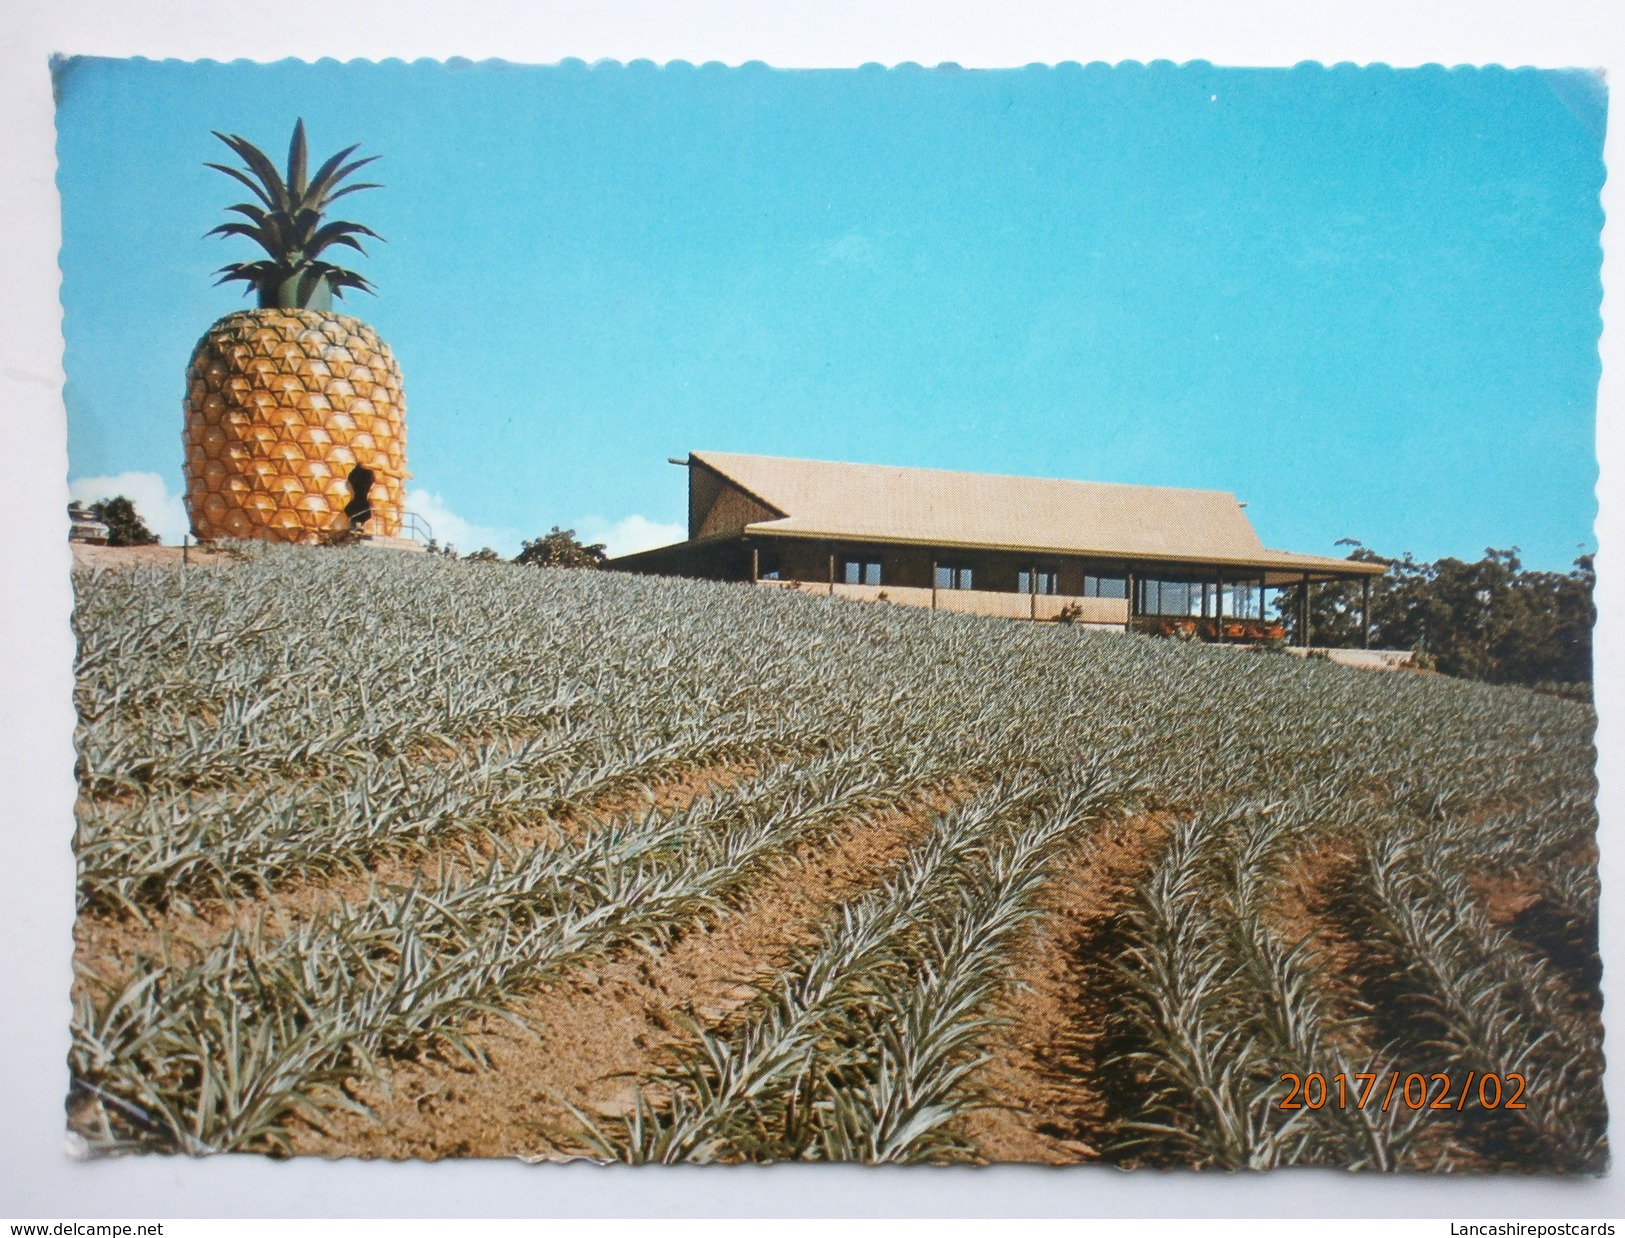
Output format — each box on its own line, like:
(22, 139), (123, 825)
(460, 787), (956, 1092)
(66, 545), (1605, 1171)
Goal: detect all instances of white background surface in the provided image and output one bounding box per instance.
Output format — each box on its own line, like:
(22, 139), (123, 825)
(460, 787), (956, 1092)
(3, 0), (1622, 1218)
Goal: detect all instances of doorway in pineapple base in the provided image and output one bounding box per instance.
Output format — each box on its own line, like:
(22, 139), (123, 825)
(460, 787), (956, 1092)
(345, 464), (376, 532)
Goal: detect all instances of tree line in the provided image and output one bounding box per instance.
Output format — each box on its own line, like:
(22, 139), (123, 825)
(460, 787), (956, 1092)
(1277, 545), (1595, 693)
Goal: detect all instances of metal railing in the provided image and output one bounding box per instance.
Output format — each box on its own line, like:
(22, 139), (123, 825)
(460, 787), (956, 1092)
(400, 511), (434, 545)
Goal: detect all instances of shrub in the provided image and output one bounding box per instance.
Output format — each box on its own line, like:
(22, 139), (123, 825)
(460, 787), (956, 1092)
(515, 527), (607, 569)
(89, 497), (159, 547)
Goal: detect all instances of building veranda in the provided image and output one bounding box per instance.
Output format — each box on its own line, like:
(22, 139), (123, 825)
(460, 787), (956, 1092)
(607, 451), (1387, 645)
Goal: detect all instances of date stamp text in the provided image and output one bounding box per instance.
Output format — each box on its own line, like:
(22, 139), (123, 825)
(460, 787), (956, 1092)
(1278, 1071), (1527, 1112)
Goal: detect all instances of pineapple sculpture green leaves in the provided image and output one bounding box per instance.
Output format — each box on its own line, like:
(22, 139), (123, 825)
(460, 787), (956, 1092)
(184, 120), (407, 544)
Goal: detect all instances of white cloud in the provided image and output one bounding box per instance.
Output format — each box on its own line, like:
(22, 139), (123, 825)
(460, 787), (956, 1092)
(68, 472), (188, 544)
(575, 514), (687, 558)
(404, 488), (520, 558)
(61, 475), (684, 564)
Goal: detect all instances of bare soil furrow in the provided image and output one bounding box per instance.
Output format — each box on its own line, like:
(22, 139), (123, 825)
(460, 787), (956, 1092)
(284, 793), (957, 1160)
(1467, 840), (1602, 1011)
(1271, 839), (1372, 1025)
(1282, 842), (1479, 1169)
(958, 812), (1168, 1164)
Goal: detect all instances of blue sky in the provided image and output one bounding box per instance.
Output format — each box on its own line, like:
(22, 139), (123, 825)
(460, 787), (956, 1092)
(54, 56), (1605, 567)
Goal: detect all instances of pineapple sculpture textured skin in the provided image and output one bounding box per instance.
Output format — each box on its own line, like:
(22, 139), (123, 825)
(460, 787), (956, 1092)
(184, 309), (407, 543)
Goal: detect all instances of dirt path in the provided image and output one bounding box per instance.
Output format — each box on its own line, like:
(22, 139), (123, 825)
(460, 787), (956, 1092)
(1272, 836), (1479, 1170)
(1468, 837), (1602, 1012)
(958, 812), (1168, 1164)
(285, 794), (956, 1161)
(1271, 838), (1370, 1015)
(71, 543), (236, 571)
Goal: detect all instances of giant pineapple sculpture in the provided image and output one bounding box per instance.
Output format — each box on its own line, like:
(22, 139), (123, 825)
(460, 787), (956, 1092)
(184, 121), (407, 543)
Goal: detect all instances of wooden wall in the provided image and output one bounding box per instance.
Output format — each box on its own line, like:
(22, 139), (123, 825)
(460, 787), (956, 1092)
(689, 464), (780, 540)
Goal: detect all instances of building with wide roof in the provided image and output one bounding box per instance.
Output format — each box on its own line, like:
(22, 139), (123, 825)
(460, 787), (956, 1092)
(607, 451), (1386, 643)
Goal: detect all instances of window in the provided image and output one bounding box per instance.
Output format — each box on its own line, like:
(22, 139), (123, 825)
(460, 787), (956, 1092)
(1136, 578), (1203, 617)
(1131, 576), (1266, 619)
(757, 549), (782, 581)
(1083, 573), (1127, 599)
(934, 564), (974, 590)
(1018, 569), (1060, 595)
(1219, 579), (1263, 620)
(842, 557), (883, 586)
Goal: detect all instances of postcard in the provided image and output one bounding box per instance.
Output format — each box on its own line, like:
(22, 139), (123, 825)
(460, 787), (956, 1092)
(53, 52), (1606, 1174)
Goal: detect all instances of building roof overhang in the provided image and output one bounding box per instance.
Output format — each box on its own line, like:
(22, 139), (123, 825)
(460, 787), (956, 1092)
(740, 522), (1386, 582)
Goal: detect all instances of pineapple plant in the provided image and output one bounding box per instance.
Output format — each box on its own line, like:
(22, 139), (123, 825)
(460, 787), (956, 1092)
(183, 120), (408, 544)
